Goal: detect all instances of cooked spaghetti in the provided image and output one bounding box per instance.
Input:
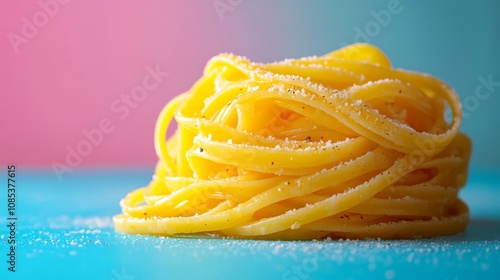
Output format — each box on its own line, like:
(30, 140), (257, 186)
(114, 43), (471, 239)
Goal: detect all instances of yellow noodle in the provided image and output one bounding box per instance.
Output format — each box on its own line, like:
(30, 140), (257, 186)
(114, 43), (471, 239)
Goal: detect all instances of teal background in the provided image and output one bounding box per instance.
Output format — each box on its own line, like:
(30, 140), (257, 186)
(233, 0), (500, 168)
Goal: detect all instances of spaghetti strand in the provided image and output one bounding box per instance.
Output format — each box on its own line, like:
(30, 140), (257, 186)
(114, 43), (471, 239)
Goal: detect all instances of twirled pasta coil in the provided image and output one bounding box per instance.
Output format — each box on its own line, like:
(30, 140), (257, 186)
(114, 43), (471, 240)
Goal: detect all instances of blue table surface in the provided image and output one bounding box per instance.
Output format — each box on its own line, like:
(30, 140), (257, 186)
(1, 168), (499, 280)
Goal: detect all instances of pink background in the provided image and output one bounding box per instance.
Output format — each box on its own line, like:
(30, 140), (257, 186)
(1, 1), (499, 169)
(0, 1), (272, 167)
